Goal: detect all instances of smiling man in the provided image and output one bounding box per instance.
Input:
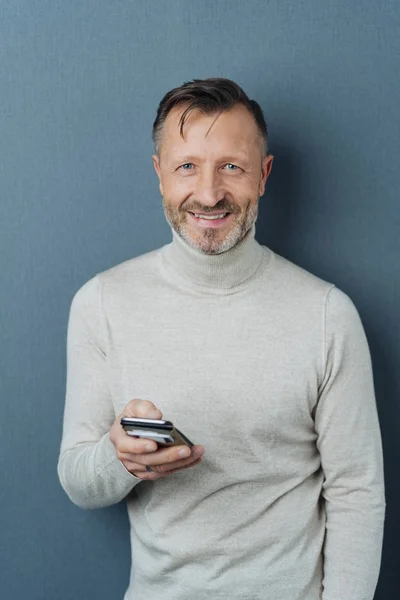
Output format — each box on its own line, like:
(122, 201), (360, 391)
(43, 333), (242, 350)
(58, 78), (385, 600)
(153, 101), (272, 255)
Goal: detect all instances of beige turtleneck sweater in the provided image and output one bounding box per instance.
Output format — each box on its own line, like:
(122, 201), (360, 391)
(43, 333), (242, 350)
(58, 226), (385, 600)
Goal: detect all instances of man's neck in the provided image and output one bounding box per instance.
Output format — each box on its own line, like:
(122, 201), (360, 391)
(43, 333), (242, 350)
(160, 225), (270, 293)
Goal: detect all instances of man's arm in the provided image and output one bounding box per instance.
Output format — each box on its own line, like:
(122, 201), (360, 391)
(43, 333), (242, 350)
(57, 276), (139, 509)
(315, 286), (385, 600)
(57, 276), (205, 509)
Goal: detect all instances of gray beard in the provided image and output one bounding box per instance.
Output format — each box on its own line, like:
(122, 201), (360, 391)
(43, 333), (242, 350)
(164, 201), (259, 255)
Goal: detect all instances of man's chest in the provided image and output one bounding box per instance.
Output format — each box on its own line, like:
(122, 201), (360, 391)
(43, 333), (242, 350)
(105, 294), (323, 456)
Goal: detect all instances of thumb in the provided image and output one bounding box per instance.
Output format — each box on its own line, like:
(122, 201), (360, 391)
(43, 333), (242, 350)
(148, 408), (162, 419)
(123, 399), (163, 420)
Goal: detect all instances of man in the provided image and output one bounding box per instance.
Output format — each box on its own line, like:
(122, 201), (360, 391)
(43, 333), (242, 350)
(58, 78), (385, 600)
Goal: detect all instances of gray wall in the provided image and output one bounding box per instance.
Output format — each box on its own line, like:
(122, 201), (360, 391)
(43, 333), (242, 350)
(1, 1), (399, 597)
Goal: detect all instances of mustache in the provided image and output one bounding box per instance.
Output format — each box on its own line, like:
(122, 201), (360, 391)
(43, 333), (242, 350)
(180, 199), (239, 214)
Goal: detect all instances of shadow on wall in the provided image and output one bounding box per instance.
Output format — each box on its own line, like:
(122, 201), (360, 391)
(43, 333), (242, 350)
(256, 133), (397, 600)
(256, 136), (305, 257)
(365, 324), (400, 599)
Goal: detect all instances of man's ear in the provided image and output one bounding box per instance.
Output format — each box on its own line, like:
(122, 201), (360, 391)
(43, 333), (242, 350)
(259, 154), (274, 197)
(152, 154), (163, 196)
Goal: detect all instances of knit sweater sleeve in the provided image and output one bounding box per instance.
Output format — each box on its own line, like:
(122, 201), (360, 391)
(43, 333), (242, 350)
(57, 276), (140, 509)
(315, 287), (385, 600)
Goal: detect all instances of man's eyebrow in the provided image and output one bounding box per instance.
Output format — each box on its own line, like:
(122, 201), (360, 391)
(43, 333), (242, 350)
(219, 153), (251, 163)
(169, 152), (251, 165)
(168, 155), (199, 165)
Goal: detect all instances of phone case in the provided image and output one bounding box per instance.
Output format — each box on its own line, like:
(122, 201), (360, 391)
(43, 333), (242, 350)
(121, 417), (194, 448)
(127, 430), (175, 445)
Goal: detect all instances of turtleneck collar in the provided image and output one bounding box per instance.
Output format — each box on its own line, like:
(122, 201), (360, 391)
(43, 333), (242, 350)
(160, 224), (271, 294)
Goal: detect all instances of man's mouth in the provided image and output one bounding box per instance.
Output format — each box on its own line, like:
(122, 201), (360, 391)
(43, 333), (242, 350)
(189, 212), (229, 220)
(187, 211), (232, 229)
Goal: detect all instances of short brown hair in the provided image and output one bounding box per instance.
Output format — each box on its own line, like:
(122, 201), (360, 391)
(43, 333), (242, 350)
(152, 77), (268, 156)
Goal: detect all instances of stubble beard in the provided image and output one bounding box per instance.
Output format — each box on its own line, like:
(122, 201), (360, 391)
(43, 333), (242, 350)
(163, 200), (259, 255)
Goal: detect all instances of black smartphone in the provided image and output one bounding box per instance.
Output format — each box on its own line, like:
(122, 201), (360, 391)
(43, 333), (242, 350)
(120, 417), (194, 448)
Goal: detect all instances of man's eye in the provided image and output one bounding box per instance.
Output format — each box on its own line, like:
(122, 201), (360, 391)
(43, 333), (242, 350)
(224, 163), (239, 171)
(180, 163), (194, 170)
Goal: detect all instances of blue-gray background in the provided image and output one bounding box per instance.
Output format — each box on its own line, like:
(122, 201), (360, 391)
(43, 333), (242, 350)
(1, 1), (399, 597)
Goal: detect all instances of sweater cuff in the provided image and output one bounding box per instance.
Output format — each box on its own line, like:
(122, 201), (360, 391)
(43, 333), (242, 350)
(95, 433), (142, 491)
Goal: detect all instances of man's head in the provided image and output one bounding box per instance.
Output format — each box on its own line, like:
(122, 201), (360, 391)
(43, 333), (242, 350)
(152, 78), (273, 255)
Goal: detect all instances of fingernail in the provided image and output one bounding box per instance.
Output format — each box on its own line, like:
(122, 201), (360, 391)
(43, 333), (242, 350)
(148, 410), (160, 419)
(145, 444), (156, 452)
(178, 447), (191, 458)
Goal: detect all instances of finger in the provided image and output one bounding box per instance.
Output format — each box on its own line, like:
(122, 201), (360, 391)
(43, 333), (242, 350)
(152, 452), (204, 475)
(134, 444), (204, 468)
(140, 445), (204, 468)
(122, 399), (162, 420)
(159, 456), (203, 476)
(123, 454), (203, 479)
(122, 462), (161, 480)
(122, 460), (152, 473)
(121, 461), (147, 473)
(117, 437), (158, 456)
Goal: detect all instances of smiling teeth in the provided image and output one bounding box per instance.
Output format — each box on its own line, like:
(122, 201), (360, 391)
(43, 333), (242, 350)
(194, 213), (227, 220)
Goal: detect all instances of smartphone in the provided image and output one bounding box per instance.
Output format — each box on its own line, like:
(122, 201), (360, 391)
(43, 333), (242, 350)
(120, 417), (194, 448)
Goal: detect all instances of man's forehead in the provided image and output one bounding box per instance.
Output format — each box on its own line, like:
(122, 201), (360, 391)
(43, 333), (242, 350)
(162, 103), (260, 147)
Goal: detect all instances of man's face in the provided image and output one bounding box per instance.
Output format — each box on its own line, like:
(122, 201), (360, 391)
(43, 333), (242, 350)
(153, 104), (273, 254)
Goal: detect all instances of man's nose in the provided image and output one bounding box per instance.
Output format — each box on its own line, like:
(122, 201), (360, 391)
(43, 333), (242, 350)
(195, 169), (225, 206)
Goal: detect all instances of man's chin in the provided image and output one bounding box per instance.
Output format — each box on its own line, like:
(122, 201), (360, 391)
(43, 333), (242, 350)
(164, 201), (258, 254)
(164, 205), (258, 254)
(178, 224), (242, 255)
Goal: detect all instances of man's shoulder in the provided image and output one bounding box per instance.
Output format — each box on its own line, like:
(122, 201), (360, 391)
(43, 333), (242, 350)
(97, 245), (163, 287)
(266, 249), (359, 329)
(70, 245), (165, 313)
(268, 249), (334, 297)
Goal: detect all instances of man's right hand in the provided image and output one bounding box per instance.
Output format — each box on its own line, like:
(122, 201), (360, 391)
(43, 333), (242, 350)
(109, 399), (205, 481)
